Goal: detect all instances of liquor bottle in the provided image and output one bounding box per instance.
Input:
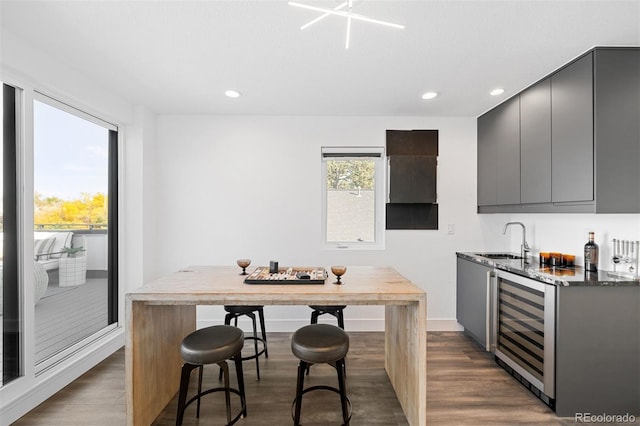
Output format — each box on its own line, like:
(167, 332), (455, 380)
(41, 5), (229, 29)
(584, 232), (599, 272)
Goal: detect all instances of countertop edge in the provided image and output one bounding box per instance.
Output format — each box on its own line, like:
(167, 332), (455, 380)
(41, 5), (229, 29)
(456, 252), (640, 287)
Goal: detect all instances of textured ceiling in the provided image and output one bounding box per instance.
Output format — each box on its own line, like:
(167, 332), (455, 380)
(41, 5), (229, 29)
(1, 0), (639, 116)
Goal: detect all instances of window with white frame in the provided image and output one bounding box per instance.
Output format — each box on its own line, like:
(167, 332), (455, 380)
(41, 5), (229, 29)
(321, 147), (385, 249)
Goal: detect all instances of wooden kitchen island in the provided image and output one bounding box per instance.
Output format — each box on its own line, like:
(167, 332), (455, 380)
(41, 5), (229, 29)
(125, 265), (427, 425)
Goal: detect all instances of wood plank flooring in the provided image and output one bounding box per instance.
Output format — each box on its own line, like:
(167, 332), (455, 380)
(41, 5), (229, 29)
(13, 332), (622, 425)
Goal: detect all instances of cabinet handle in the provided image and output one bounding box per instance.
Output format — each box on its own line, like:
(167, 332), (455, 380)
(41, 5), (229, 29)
(485, 271), (497, 352)
(486, 270), (493, 351)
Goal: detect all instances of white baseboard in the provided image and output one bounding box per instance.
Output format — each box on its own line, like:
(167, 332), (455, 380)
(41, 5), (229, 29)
(1, 327), (124, 426)
(427, 319), (464, 331)
(198, 318), (463, 333)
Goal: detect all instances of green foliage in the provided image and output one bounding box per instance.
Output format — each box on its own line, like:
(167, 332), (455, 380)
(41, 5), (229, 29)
(326, 159), (375, 190)
(34, 192), (107, 228)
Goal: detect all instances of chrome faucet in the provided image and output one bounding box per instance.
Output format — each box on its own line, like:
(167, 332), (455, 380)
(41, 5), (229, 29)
(503, 222), (531, 262)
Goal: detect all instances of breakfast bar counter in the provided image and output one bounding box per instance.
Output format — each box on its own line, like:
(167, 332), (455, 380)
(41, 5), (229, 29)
(125, 265), (427, 425)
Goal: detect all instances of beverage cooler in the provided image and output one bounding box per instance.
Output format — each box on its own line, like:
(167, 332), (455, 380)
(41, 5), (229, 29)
(493, 270), (556, 408)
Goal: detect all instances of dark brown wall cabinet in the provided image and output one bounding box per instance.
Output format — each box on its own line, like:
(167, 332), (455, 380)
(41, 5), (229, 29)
(388, 156), (436, 203)
(386, 130), (438, 229)
(478, 47), (640, 213)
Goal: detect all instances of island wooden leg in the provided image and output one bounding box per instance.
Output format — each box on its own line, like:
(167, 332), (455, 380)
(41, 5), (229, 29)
(126, 300), (196, 426)
(385, 298), (427, 425)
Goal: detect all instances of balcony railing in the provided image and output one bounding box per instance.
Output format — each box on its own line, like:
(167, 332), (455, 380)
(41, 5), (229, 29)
(35, 223), (108, 233)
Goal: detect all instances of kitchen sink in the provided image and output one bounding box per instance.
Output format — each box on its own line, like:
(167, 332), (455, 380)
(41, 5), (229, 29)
(474, 253), (523, 260)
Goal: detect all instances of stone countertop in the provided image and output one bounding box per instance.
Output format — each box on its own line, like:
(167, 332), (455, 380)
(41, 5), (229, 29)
(456, 252), (640, 287)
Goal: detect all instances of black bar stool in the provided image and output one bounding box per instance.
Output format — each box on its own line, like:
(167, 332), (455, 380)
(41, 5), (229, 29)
(223, 305), (268, 380)
(291, 323), (352, 426)
(309, 305), (346, 329)
(308, 305), (347, 376)
(176, 325), (246, 426)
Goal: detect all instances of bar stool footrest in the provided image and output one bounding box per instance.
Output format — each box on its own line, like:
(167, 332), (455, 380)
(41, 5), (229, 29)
(184, 387), (246, 426)
(239, 336), (267, 361)
(291, 385), (352, 425)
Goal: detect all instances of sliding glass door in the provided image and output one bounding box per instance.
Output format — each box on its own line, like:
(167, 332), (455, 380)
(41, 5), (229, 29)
(32, 95), (118, 370)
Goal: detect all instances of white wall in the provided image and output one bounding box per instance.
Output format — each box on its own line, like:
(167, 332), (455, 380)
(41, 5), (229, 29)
(155, 115), (480, 331)
(141, 107), (159, 283)
(0, 30), (132, 126)
(484, 213), (640, 270)
(154, 115), (640, 333)
(127, 105), (160, 285)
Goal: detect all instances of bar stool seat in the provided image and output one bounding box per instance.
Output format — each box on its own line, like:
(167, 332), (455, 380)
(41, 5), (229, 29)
(181, 326), (244, 364)
(307, 305), (347, 376)
(176, 325), (247, 426)
(291, 324), (352, 426)
(223, 305), (268, 380)
(292, 323), (349, 363)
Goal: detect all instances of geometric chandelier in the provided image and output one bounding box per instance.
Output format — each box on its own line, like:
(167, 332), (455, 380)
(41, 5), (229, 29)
(288, 1), (405, 49)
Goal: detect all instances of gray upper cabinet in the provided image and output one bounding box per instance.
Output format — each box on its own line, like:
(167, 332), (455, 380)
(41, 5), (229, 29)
(478, 47), (640, 213)
(551, 53), (594, 203)
(477, 96), (520, 206)
(495, 97), (521, 205)
(520, 78), (552, 204)
(594, 49), (640, 213)
(477, 111), (498, 206)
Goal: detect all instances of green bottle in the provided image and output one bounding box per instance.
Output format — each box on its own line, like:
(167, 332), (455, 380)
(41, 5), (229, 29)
(584, 232), (599, 272)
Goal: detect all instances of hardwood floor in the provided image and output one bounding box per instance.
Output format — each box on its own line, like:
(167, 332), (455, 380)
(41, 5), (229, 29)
(13, 332), (618, 425)
(427, 332), (566, 426)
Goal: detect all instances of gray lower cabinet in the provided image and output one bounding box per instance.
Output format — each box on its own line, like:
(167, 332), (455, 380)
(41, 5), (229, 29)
(456, 256), (493, 350)
(555, 286), (640, 417)
(457, 255), (640, 416)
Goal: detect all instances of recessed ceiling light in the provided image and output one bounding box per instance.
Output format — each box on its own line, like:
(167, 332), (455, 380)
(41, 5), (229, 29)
(490, 88), (505, 96)
(225, 90), (241, 98)
(421, 92), (438, 100)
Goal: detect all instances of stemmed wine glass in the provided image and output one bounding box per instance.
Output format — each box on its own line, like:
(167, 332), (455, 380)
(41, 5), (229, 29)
(237, 259), (251, 275)
(331, 265), (347, 284)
